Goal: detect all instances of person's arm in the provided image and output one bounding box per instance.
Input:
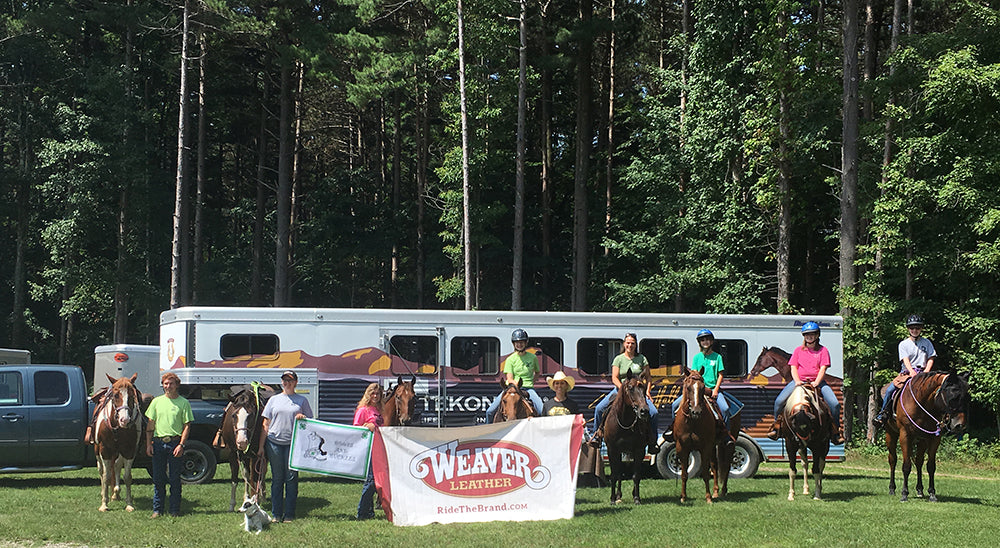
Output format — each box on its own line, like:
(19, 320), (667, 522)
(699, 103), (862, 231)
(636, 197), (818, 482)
(611, 364), (623, 390)
(259, 417), (270, 453)
(924, 356), (936, 372)
(790, 353), (803, 385)
(173, 422), (191, 457)
(145, 418), (156, 457)
(642, 363), (653, 399)
(713, 372), (723, 398)
(812, 365), (829, 387)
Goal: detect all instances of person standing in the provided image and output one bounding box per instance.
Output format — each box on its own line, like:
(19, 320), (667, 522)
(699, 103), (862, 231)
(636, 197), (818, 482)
(145, 371), (193, 518)
(485, 329), (544, 422)
(591, 333), (660, 454)
(259, 370), (313, 523)
(542, 371), (579, 416)
(766, 322), (844, 445)
(353, 383), (383, 520)
(874, 315), (937, 426)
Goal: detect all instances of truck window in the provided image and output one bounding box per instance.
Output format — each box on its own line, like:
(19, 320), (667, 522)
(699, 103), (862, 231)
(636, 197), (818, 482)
(388, 335), (438, 375)
(577, 338), (623, 376)
(0, 371), (22, 404)
(640, 338), (687, 369)
(528, 337), (563, 374)
(33, 371), (69, 405)
(220, 334), (279, 360)
(716, 339), (748, 378)
(451, 337), (500, 375)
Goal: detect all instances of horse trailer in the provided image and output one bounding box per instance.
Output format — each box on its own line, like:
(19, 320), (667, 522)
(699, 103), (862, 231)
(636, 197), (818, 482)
(159, 307), (846, 478)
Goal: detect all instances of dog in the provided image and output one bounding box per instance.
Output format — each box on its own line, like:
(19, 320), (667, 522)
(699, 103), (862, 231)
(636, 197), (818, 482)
(237, 495), (272, 534)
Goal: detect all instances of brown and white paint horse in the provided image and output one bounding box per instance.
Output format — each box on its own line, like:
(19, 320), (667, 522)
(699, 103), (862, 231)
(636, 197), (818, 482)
(780, 385), (830, 501)
(220, 384), (273, 511)
(94, 373), (143, 512)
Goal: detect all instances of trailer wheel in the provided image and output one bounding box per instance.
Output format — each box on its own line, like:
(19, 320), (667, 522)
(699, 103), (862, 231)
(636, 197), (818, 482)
(655, 442), (701, 480)
(179, 440), (217, 485)
(728, 435), (761, 479)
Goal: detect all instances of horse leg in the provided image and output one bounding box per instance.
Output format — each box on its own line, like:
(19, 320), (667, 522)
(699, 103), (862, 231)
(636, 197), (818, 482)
(122, 458), (136, 512)
(229, 456), (240, 512)
(899, 429), (912, 502)
(111, 457), (124, 501)
(679, 447), (690, 503)
(607, 446), (622, 504)
(800, 447), (810, 496)
(703, 444), (715, 505)
(786, 441), (797, 501)
(812, 446), (827, 501)
(913, 438), (927, 499)
(632, 446), (642, 505)
(98, 456), (111, 512)
(927, 437), (941, 502)
(886, 429), (898, 496)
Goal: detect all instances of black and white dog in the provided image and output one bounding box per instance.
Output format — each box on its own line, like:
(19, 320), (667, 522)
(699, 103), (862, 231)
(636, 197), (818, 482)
(238, 495), (272, 534)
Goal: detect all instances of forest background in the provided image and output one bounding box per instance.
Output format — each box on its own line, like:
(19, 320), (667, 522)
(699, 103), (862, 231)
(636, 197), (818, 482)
(2, 0), (999, 441)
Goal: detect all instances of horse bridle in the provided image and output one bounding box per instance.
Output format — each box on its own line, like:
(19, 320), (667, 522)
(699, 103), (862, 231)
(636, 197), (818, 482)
(499, 386), (532, 421)
(900, 374), (953, 436)
(234, 383), (264, 455)
(614, 382), (647, 431)
(106, 385), (140, 430)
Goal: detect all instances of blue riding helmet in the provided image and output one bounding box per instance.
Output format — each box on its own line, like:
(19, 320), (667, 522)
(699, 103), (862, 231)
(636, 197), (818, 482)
(511, 328), (529, 342)
(696, 329), (714, 340)
(801, 322), (820, 334)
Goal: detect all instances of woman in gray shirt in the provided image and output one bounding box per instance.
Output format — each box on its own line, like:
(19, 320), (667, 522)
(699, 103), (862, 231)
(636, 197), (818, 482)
(259, 370), (313, 522)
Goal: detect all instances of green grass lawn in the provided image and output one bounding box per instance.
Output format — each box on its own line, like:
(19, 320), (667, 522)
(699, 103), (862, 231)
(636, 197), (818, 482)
(1, 453), (998, 547)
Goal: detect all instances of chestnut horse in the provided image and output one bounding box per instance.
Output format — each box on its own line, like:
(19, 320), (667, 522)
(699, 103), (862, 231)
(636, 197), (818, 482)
(94, 373), (143, 512)
(780, 385), (830, 500)
(604, 370), (651, 504)
(493, 378), (535, 422)
(748, 346), (792, 382)
(382, 375), (418, 426)
(886, 371), (969, 502)
(673, 371), (729, 503)
(220, 383), (274, 511)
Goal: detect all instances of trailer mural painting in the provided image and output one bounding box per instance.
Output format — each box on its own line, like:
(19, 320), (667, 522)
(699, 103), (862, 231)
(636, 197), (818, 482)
(160, 307), (845, 477)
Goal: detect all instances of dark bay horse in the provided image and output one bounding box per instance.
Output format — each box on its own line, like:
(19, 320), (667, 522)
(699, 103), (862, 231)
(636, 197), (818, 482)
(604, 370), (651, 504)
(382, 375), (418, 426)
(94, 373), (143, 512)
(493, 378), (535, 422)
(886, 371), (969, 502)
(673, 371), (729, 503)
(780, 385), (830, 500)
(748, 347), (792, 382)
(220, 383), (274, 511)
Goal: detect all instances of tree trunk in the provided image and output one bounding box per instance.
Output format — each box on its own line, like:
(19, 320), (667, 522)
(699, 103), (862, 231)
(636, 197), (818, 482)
(458, 0), (473, 310)
(572, 0), (594, 312)
(193, 26), (207, 304)
(512, 0), (527, 310)
(274, 60), (294, 306)
(392, 89), (402, 308)
(251, 80), (268, 306)
(840, 0), (861, 441)
(290, 60), (305, 300)
(604, 0), (616, 260)
(540, 0), (554, 310)
(169, 0), (191, 310)
(415, 65), (428, 309)
(776, 11), (791, 312)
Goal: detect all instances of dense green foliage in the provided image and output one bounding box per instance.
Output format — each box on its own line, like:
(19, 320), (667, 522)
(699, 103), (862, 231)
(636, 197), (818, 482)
(1, 2), (998, 428)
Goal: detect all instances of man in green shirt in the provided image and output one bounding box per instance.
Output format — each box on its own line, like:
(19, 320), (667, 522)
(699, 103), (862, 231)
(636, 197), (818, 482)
(145, 371), (193, 518)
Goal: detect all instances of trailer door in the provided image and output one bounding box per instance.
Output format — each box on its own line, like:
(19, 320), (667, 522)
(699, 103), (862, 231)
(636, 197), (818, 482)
(380, 327), (444, 427)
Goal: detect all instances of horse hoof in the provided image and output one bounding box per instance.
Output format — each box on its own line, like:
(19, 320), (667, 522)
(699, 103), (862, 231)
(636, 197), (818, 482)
(889, 488), (895, 496)
(633, 498), (641, 505)
(99, 505), (108, 512)
(812, 495), (821, 501)
(787, 494), (794, 502)
(126, 505), (135, 512)
(900, 496), (908, 502)
(929, 494), (938, 503)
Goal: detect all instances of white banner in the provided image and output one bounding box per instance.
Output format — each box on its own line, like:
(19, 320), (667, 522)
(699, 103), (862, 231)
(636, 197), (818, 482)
(288, 418), (372, 480)
(373, 414), (585, 526)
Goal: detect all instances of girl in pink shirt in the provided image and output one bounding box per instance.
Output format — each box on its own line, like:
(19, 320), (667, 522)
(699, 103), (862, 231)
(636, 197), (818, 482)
(354, 383), (382, 520)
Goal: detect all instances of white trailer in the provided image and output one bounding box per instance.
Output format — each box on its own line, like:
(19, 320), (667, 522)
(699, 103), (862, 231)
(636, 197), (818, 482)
(0, 348), (31, 365)
(160, 306), (845, 478)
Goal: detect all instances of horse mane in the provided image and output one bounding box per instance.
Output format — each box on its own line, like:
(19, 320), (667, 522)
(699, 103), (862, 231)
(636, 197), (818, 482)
(767, 347), (791, 359)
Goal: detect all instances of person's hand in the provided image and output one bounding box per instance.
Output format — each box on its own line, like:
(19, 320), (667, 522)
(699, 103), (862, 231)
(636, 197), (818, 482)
(146, 443), (153, 457)
(172, 444), (184, 458)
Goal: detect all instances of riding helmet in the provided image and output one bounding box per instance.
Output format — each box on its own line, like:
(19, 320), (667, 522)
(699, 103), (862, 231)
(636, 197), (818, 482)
(801, 321), (821, 334)
(696, 329), (714, 340)
(511, 328), (529, 342)
(905, 314), (924, 327)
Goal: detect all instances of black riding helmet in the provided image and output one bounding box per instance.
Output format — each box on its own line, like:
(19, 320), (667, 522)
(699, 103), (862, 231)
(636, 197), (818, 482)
(905, 314), (924, 327)
(511, 328), (529, 342)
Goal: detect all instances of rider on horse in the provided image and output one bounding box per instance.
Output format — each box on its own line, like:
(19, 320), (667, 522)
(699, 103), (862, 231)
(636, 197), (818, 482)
(766, 322), (844, 445)
(873, 314), (937, 427)
(666, 329), (739, 441)
(485, 329), (544, 422)
(590, 333), (660, 454)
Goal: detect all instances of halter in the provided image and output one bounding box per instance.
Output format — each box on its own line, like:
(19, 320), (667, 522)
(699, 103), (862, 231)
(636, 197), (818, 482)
(900, 376), (943, 436)
(786, 386), (824, 444)
(614, 383), (646, 432)
(103, 383), (140, 430)
(235, 382), (263, 454)
(499, 386), (533, 421)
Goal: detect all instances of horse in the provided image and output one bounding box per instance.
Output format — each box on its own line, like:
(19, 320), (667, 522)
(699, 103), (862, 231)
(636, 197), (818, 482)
(886, 371), (969, 502)
(748, 346), (792, 382)
(604, 370), (651, 504)
(493, 378), (535, 422)
(672, 370), (729, 503)
(382, 375), (418, 426)
(94, 373), (143, 512)
(220, 383), (274, 512)
(780, 384), (830, 501)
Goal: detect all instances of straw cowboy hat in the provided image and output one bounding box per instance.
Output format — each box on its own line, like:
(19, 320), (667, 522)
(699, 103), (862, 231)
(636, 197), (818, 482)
(546, 371), (575, 391)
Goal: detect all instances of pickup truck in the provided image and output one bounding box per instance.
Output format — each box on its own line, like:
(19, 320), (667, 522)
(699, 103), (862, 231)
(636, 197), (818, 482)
(0, 364), (226, 484)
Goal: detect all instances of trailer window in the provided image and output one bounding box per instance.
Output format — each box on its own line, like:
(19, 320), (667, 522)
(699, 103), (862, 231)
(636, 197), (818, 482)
(451, 337), (500, 375)
(528, 337), (563, 374)
(388, 335), (438, 375)
(716, 339), (748, 378)
(640, 339), (687, 369)
(220, 334), (279, 360)
(33, 371), (69, 405)
(577, 338), (622, 376)
(0, 371), (22, 405)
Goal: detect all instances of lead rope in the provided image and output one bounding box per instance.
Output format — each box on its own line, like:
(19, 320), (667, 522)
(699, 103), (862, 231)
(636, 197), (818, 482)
(902, 377), (943, 436)
(241, 382), (265, 498)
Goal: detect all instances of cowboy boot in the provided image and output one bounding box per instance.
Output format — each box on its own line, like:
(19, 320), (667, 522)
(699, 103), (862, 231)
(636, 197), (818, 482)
(766, 415), (782, 440)
(831, 422), (845, 445)
(587, 425), (604, 448)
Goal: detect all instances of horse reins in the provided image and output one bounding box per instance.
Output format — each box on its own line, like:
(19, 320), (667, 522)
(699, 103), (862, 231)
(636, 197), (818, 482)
(900, 376), (943, 436)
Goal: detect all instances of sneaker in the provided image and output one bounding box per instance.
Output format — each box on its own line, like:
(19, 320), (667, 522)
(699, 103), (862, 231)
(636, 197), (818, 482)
(872, 412), (885, 427)
(647, 444), (660, 455)
(766, 421), (780, 440)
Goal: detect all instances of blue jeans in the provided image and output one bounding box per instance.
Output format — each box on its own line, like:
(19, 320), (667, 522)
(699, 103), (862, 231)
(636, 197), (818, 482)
(485, 388), (543, 423)
(773, 381), (840, 428)
(357, 462), (376, 519)
(151, 439), (182, 514)
(266, 439), (299, 521)
(593, 388), (659, 443)
(879, 382), (899, 414)
(670, 391), (730, 426)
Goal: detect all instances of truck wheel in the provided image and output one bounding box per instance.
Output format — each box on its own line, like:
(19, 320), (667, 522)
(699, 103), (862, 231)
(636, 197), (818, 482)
(180, 440), (217, 485)
(728, 435), (761, 479)
(655, 442), (701, 480)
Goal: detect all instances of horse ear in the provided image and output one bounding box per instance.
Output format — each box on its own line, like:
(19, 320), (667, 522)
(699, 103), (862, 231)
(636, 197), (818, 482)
(410, 374), (416, 385)
(106, 373), (117, 384)
(129, 373), (138, 383)
(516, 378), (523, 388)
(397, 374), (403, 385)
